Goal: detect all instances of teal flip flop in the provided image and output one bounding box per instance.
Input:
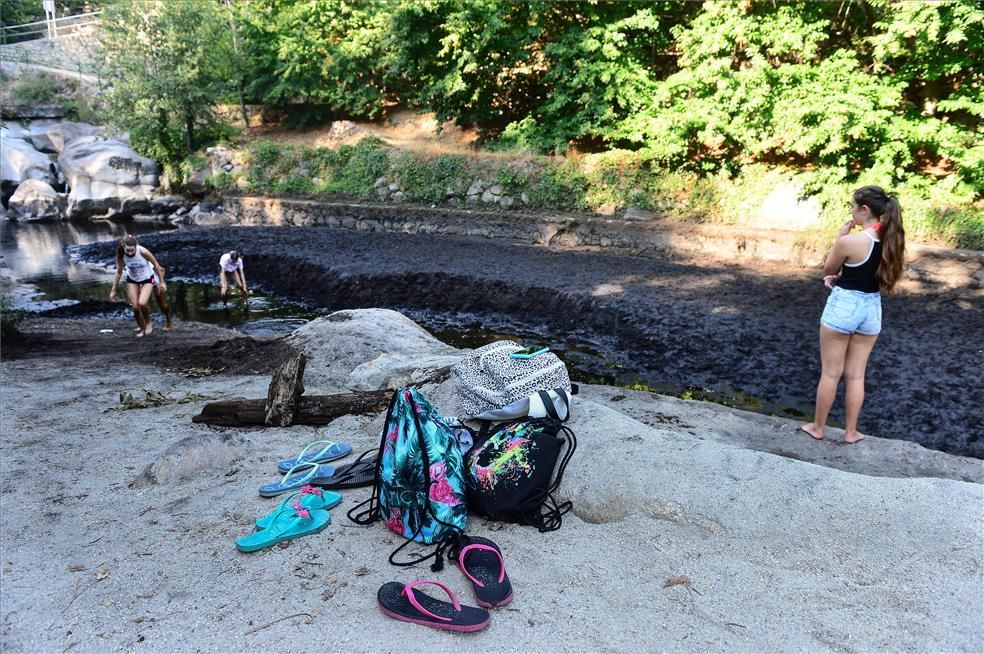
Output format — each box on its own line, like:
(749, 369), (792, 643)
(236, 505), (331, 553)
(259, 462), (336, 497)
(277, 440), (353, 473)
(256, 487), (342, 530)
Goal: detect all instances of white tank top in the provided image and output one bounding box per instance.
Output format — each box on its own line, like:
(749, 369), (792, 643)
(219, 252), (243, 272)
(124, 248), (154, 281)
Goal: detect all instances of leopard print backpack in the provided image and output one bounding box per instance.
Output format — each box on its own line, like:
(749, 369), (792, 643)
(451, 341), (575, 421)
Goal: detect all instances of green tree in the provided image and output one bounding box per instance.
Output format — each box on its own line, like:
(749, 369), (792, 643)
(234, 0), (392, 119)
(100, 0), (233, 179)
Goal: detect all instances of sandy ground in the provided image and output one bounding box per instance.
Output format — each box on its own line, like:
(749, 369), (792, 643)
(1, 314), (981, 653)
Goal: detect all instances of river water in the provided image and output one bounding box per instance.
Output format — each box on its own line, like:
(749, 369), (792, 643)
(0, 219), (316, 336)
(1, 218), (791, 412)
(2, 217), (818, 412)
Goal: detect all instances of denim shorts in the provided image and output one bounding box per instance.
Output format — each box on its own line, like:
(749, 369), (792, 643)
(820, 286), (882, 335)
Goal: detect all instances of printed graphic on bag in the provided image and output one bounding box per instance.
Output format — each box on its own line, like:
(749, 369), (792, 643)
(470, 423), (538, 492)
(378, 388), (467, 543)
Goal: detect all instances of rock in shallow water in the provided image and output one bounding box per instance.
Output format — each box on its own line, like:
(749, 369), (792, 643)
(8, 179), (64, 220)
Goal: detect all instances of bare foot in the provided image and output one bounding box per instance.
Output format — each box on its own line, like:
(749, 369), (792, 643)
(800, 423), (824, 440)
(135, 327), (143, 333)
(163, 324), (172, 332)
(143, 323), (153, 335)
(136, 330), (146, 339)
(844, 431), (866, 444)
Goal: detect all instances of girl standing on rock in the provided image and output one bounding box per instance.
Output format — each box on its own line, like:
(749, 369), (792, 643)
(801, 186), (905, 444)
(109, 235), (173, 338)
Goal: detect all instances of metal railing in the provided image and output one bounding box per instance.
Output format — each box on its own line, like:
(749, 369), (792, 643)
(1, 11), (102, 44)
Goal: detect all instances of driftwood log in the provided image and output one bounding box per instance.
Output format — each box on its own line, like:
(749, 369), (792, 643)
(265, 353), (306, 427)
(192, 390), (392, 426)
(193, 354), (392, 426)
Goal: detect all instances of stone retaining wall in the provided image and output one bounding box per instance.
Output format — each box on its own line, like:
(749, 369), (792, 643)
(223, 195), (983, 289)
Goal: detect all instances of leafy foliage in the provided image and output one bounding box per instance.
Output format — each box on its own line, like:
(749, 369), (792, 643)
(104, 0), (981, 245)
(233, 0), (391, 118)
(99, 1), (237, 181)
(10, 72), (58, 104)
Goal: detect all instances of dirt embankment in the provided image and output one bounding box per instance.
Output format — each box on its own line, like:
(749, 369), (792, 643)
(70, 225), (984, 458)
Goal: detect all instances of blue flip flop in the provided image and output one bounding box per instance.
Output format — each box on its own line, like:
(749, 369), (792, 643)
(259, 462), (337, 498)
(236, 505), (331, 553)
(255, 487), (343, 530)
(277, 440), (352, 473)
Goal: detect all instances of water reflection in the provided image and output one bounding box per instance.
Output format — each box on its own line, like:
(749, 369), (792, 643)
(0, 218), (175, 289)
(0, 219), (317, 334)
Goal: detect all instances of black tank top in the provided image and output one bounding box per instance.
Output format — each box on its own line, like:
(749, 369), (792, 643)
(837, 233), (881, 293)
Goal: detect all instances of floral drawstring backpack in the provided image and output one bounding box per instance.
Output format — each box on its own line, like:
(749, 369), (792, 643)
(349, 387), (467, 568)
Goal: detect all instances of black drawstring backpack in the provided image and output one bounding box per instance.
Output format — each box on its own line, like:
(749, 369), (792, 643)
(464, 417), (576, 532)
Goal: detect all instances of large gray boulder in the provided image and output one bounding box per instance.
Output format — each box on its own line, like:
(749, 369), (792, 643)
(8, 179), (64, 220)
(1, 136), (53, 207)
(286, 308), (465, 392)
(1, 136), (53, 187)
(45, 121), (103, 152)
(58, 138), (159, 218)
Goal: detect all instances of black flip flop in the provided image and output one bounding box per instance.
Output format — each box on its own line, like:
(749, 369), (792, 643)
(377, 581), (490, 632)
(452, 535), (513, 608)
(314, 450), (376, 490)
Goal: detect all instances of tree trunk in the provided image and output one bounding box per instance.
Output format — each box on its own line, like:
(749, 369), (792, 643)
(193, 390), (392, 426)
(185, 114), (195, 154)
(224, 0), (250, 128)
(264, 354), (306, 426)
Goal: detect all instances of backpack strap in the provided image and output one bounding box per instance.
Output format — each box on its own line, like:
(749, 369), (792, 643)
(537, 388), (572, 422)
(518, 423), (577, 532)
(347, 390), (398, 526)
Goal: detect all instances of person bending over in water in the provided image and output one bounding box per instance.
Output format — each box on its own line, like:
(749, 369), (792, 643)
(801, 186), (905, 444)
(109, 235), (173, 338)
(219, 250), (249, 298)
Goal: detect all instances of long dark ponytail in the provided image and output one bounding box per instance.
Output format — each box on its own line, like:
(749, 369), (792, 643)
(853, 186), (905, 292)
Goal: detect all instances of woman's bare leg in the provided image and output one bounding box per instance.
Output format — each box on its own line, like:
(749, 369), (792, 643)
(219, 269), (229, 297)
(154, 285), (173, 331)
(802, 325), (850, 440)
(138, 283), (154, 336)
(126, 283), (146, 335)
(842, 332), (878, 443)
(231, 270), (247, 296)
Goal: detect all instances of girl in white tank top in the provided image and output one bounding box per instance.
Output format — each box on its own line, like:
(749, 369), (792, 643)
(124, 247), (155, 283)
(109, 236), (172, 338)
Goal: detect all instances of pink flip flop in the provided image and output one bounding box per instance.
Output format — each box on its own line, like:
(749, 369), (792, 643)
(377, 580), (490, 632)
(452, 535), (513, 607)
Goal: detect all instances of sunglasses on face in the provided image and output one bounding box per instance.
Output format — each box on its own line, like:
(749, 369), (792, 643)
(124, 248), (136, 256)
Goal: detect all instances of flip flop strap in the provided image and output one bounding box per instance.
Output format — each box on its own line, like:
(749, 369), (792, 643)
(458, 544), (506, 586)
(265, 506), (308, 537)
(279, 461), (320, 486)
(273, 491), (305, 513)
(294, 439), (339, 463)
(402, 580), (461, 621)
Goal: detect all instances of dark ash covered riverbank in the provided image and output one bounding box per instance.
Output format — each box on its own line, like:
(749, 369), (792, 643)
(73, 225), (984, 458)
